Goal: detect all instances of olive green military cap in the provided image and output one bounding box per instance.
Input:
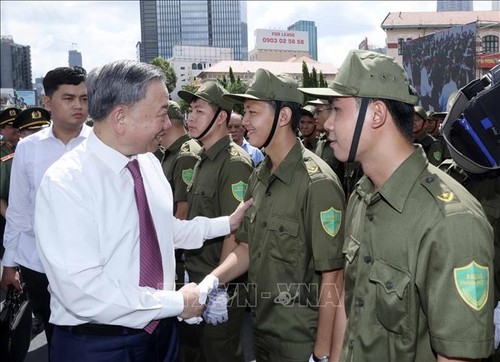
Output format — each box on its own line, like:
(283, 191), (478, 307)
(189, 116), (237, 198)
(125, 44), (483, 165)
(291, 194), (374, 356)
(301, 105), (316, 117)
(13, 107), (51, 130)
(167, 101), (184, 122)
(0, 107), (21, 127)
(299, 50), (419, 105)
(223, 68), (304, 105)
(178, 81), (233, 112)
(414, 106), (428, 121)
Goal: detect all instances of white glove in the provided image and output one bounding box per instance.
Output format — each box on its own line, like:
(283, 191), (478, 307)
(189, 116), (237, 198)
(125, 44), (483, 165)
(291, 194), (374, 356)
(203, 288), (229, 326)
(197, 274), (219, 304)
(494, 301), (500, 349)
(177, 316), (202, 325)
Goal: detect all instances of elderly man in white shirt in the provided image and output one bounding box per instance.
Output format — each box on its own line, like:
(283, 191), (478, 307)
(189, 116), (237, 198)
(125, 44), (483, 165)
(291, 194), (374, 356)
(34, 59), (251, 362)
(1, 66), (91, 354)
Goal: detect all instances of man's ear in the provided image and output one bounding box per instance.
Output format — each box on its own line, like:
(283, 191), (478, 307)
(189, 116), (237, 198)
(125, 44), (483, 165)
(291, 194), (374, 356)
(111, 106), (127, 135)
(370, 100), (387, 130)
(278, 107), (292, 127)
(42, 96), (51, 112)
(216, 109), (229, 125)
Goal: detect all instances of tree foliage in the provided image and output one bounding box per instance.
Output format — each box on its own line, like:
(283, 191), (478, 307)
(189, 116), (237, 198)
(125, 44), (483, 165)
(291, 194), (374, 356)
(217, 67), (248, 114)
(151, 57), (177, 93)
(178, 78), (202, 113)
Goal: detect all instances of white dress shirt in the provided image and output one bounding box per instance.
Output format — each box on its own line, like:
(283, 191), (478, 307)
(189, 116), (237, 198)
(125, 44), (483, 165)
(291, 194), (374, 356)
(2, 124), (92, 271)
(34, 131), (230, 327)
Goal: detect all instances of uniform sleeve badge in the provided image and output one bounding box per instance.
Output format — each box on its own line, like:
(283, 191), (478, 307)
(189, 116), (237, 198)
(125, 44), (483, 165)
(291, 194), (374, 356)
(181, 168), (194, 185)
(454, 261), (489, 311)
(320, 207), (342, 237)
(231, 181), (248, 202)
(433, 150), (442, 162)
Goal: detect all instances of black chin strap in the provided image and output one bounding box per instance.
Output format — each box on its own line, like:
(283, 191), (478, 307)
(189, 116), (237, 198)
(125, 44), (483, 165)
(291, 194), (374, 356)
(261, 101), (281, 148)
(348, 98), (369, 162)
(195, 107), (221, 140)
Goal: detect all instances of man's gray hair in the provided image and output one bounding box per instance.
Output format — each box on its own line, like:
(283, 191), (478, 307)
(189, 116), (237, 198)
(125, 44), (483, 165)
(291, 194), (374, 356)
(87, 60), (166, 122)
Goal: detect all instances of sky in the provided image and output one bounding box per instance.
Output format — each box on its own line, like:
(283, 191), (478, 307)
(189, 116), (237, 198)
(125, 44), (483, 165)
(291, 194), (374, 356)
(0, 1), (494, 79)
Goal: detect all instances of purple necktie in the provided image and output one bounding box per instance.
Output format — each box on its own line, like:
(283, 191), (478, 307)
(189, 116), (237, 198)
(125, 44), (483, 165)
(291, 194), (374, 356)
(126, 159), (163, 334)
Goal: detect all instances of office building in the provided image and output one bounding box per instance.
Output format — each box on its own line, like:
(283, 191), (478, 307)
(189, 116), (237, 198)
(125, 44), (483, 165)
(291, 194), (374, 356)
(139, 0), (248, 63)
(1, 36), (32, 90)
(437, 0), (473, 11)
(169, 45), (234, 99)
(287, 20), (318, 60)
(69, 49), (82, 67)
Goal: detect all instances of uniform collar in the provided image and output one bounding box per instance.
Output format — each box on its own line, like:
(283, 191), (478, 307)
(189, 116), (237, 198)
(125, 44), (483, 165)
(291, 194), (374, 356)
(200, 135), (231, 161)
(258, 140), (302, 186)
(167, 134), (191, 154)
(355, 146), (428, 213)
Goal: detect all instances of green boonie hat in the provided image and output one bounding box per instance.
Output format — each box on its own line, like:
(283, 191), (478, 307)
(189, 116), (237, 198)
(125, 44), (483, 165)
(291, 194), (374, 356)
(167, 101), (184, 122)
(223, 68), (304, 105)
(301, 105), (316, 117)
(427, 110), (447, 119)
(13, 107), (51, 130)
(0, 107), (22, 126)
(306, 98), (329, 106)
(298, 50), (418, 105)
(414, 106), (428, 121)
(178, 81), (233, 113)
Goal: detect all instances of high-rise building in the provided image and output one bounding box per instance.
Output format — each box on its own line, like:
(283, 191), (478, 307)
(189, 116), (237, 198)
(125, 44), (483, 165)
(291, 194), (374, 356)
(139, 0), (248, 63)
(1, 36), (32, 90)
(437, 0), (473, 11)
(493, 1), (499, 11)
(287, 20), (317, 60)
(69, 49), (82, 67)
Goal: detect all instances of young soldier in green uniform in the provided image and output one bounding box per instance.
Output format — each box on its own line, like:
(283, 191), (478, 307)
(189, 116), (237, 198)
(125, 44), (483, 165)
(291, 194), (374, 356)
(0, 107), (21, 158)
(427, 110), (451, 161)
(302, 49), (494, 361)
(299, 104), (318, 151)
(413, 105), (443, 166)
(198, 69), (345, 362)
(178, 81), (253, 362)
(437, 65), (500, 358)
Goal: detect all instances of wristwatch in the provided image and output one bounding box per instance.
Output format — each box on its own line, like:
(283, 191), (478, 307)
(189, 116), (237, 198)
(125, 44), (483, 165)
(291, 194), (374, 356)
(312, 354), (330, 362)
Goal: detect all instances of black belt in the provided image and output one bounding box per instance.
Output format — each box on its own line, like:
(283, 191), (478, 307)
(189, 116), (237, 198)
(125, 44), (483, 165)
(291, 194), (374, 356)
(59, 323), (144, 336)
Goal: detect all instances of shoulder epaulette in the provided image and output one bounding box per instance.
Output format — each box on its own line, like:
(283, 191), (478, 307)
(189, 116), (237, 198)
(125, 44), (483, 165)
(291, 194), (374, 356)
(227, 143), (252, 166)
(0, 153), (14, 162)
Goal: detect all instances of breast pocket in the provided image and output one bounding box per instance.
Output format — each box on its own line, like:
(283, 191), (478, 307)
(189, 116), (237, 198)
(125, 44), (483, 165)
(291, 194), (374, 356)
(369, 258), (411, 339)
(191, 184), (217, 217)
(267, 215), (300, 265)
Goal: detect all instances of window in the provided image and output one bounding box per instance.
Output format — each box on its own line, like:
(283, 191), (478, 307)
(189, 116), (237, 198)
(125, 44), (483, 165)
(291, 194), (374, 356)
(180, 66), (185, 70)
(483, 35), (499, 54)
(398, 38), (404, 56)
(192, 63), (197, 70)
(197, 63), (202, 70)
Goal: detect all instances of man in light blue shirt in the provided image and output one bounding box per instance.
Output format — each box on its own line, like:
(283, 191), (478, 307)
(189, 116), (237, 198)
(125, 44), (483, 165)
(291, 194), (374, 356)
(228, 112), (264, 166)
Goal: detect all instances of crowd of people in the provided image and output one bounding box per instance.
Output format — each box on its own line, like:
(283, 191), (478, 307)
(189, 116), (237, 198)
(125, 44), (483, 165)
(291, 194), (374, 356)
(0, 49), (498, 362)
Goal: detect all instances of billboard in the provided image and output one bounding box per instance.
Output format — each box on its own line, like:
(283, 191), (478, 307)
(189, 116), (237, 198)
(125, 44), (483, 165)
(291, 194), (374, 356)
(0, 88), (37, 109)
(254, 29), (309, 52)
(402, 22), (477, 112)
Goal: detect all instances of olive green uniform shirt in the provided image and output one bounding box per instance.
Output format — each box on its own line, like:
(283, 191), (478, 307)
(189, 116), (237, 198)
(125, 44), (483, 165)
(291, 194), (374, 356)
(0, 141), (15, 158)
(0, 153), (14, 258)
(341, 147), (494, 361)
(160, 134), (201, 207)
(185, 135), (253, 282)
(315, 133), (344, 182)
(236, 141), (345, 360)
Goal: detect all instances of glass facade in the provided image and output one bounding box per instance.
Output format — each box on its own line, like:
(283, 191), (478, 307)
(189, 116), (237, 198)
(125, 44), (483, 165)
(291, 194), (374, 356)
(140, 0), (247, 62)
(437, 0), (473, 11)
(288, 20), (317, 60)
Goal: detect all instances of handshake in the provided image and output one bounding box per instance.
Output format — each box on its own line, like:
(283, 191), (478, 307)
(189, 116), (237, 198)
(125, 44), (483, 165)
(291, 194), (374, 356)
(177, 274), (230, 326)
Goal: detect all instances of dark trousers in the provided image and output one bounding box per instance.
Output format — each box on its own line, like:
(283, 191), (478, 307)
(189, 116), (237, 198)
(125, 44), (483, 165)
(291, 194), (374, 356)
(51, 318), (178, 362)
(19, 266), (53, 348)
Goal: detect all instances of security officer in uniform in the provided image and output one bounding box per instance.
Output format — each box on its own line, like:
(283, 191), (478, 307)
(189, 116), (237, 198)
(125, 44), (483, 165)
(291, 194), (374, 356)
(413, 105), (443, 166)
(178, 81), (253, 362)
(427, 110), (451, 160)
(437, 65), (500, 359)
(0, 107), (51, 341)
(199, 69), (345, 362)
(0, 107), (21, 158)
(0, 107), (22, 259)
(302, 49), (494, 361)
(299, 104), (318, 151)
